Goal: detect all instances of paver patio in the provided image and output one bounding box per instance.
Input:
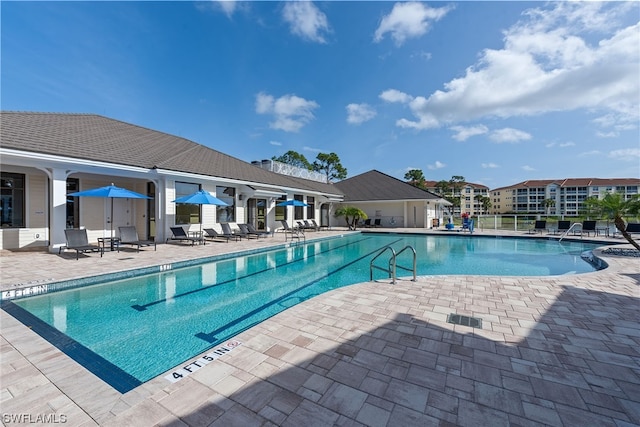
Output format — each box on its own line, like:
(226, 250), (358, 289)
(1, 229), (638, 426)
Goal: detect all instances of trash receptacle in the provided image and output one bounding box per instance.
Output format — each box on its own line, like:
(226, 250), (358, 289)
(432, 218), (439, 228)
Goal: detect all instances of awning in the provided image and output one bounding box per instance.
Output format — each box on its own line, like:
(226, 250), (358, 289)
(246, 185), (287, 198)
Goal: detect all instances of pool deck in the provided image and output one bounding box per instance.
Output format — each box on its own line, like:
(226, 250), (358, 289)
(1, 228), (638, 426)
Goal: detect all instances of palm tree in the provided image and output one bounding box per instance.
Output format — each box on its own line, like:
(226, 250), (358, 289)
(334, 206), (368, 230)
(584, 193), (640, 250)
(543, 198), (555, 215)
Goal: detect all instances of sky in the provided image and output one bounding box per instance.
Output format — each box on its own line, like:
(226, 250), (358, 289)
(2, 1), (639, 189)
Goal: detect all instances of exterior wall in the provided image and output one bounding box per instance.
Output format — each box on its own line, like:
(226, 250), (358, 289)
(0, 168), (48, 250)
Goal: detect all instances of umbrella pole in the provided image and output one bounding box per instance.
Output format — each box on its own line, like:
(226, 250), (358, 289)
(110, 199), (114, 241)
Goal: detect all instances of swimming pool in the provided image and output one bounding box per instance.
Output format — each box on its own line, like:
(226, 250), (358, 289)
(6, 233), (603, 392)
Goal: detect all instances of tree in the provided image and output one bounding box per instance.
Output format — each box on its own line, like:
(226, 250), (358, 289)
(583, 193), (640, 250)
(312, 152), (347, 182)
(272, 150), (312, 170)
(449, 176), (465, 196)
(475, 195), (492, 215)
(434, 180), (450, 196)
(404, 169), (426, 189)
(334, 206), (368, 230)
(543, 198), (556, 215)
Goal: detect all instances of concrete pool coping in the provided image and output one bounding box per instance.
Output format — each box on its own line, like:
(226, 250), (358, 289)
(1, 228), (638, 426)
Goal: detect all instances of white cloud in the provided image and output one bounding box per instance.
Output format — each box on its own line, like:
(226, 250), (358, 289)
(346, 103), (377, 125)
(379, 89), (412, 104)
(482, 163), (499, 169)
(384, 2), (639, 131)
(546, 141), (576, 148)
(522, 165), (536, 171)
(374, 2), (452, 46)
(255, 92), (319, 132)
(597, 131), (618, 138)
(427, 160), (446, 170)
(215, 0), (237, 18)
(579, 150), (602, 157)
(489, 128), (532, 143)
(450, 124), (489, 141)
(282, 2), (331, 43)
(608, 148), (640, 161)
(303, 146), (322, 153)
(269, 140), (282, 146)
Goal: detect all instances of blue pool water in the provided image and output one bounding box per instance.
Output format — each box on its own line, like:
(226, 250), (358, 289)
(9, 233), (602, 391)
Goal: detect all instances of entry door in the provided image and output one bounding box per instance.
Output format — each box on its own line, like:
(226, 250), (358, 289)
(247, 198), (267, 231)
(112, 198), (133, 237)
(256, 199), (266, 230)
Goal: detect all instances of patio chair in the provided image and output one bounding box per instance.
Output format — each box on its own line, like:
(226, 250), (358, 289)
(203, 228), (236, 243)
(297, 221), (316, 232)
(311, 219), (328, 231)
(373, 219), (382, 228)
(60, 228), (103, 260)
(237, 223), (260, 239)
(221, 223), (242, 241)
(550, 220), (571, 235)
(167, 226), (203, 246)
(280, 220), (305, 242)
(528, 220), (547, 234)
(613, 222), (640, 238)
(579, 220), (597, 237)
(246, 223), (270, 238)
(362, 219), (372, 228)
(304, 220), (320, 231)
(118, 226), (156, 252)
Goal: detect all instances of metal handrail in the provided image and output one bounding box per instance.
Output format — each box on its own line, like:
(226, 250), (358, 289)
(370, 246), (396, 282)
(395, 245), (417, 282)
(558, 223), (580, 242)
(370, 245), (417, 284)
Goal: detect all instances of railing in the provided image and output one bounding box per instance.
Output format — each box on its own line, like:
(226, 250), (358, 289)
(370, 245), (416, 284)
(558, 223), (581, 242)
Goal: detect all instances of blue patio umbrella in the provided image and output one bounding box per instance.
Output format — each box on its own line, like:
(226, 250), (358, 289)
(172, 190), (229, 233)
(68, 183), (151, 240)
(276, 199), (308, 207)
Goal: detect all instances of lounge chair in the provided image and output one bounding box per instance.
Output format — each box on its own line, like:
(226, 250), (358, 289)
(237, 223), (260, 239)
(221, 223), (242, 241)
(550, 220), (571, 235)
(304, 220), (319, 231)
(297, 221), (316, 232)
(373, 219), (382, 228)
(118, 226), (156, 252)
(311, 219), (328, 231)
(60, 228), (103, 260)
(362, 219), (372, 228)
(579, 220), (597, 237)
(246, 223), (270, 238)
(167, 226), (203, 245)
(528, 220), (547, 234)
(203, 228), (236, 243)
(280, 220), (305, 242)
(613, 222), (640, 238)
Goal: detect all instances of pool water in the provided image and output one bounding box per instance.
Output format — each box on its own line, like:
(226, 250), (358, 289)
(10, 233), (602, 391)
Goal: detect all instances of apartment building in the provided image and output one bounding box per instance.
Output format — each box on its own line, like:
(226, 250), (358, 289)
(423, 181), (490, 216)
(490, 178), (640, 215)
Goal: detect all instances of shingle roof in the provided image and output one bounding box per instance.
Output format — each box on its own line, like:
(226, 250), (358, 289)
(0, 111), (342, 196)
(334, 170), (442, 201)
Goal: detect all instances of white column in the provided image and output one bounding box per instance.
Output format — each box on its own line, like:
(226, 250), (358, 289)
(49, 168), (69, 253)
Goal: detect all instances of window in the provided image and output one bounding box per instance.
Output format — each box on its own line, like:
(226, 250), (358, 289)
(275, 195), (287, 221)
(1, 172), (25, 228)
(216, 186), (236, 223)
(66, 178), (80, 228)
(306, 196), (315, 219)
(294, 194), (304, 220)
(175, 182), (201, 225)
